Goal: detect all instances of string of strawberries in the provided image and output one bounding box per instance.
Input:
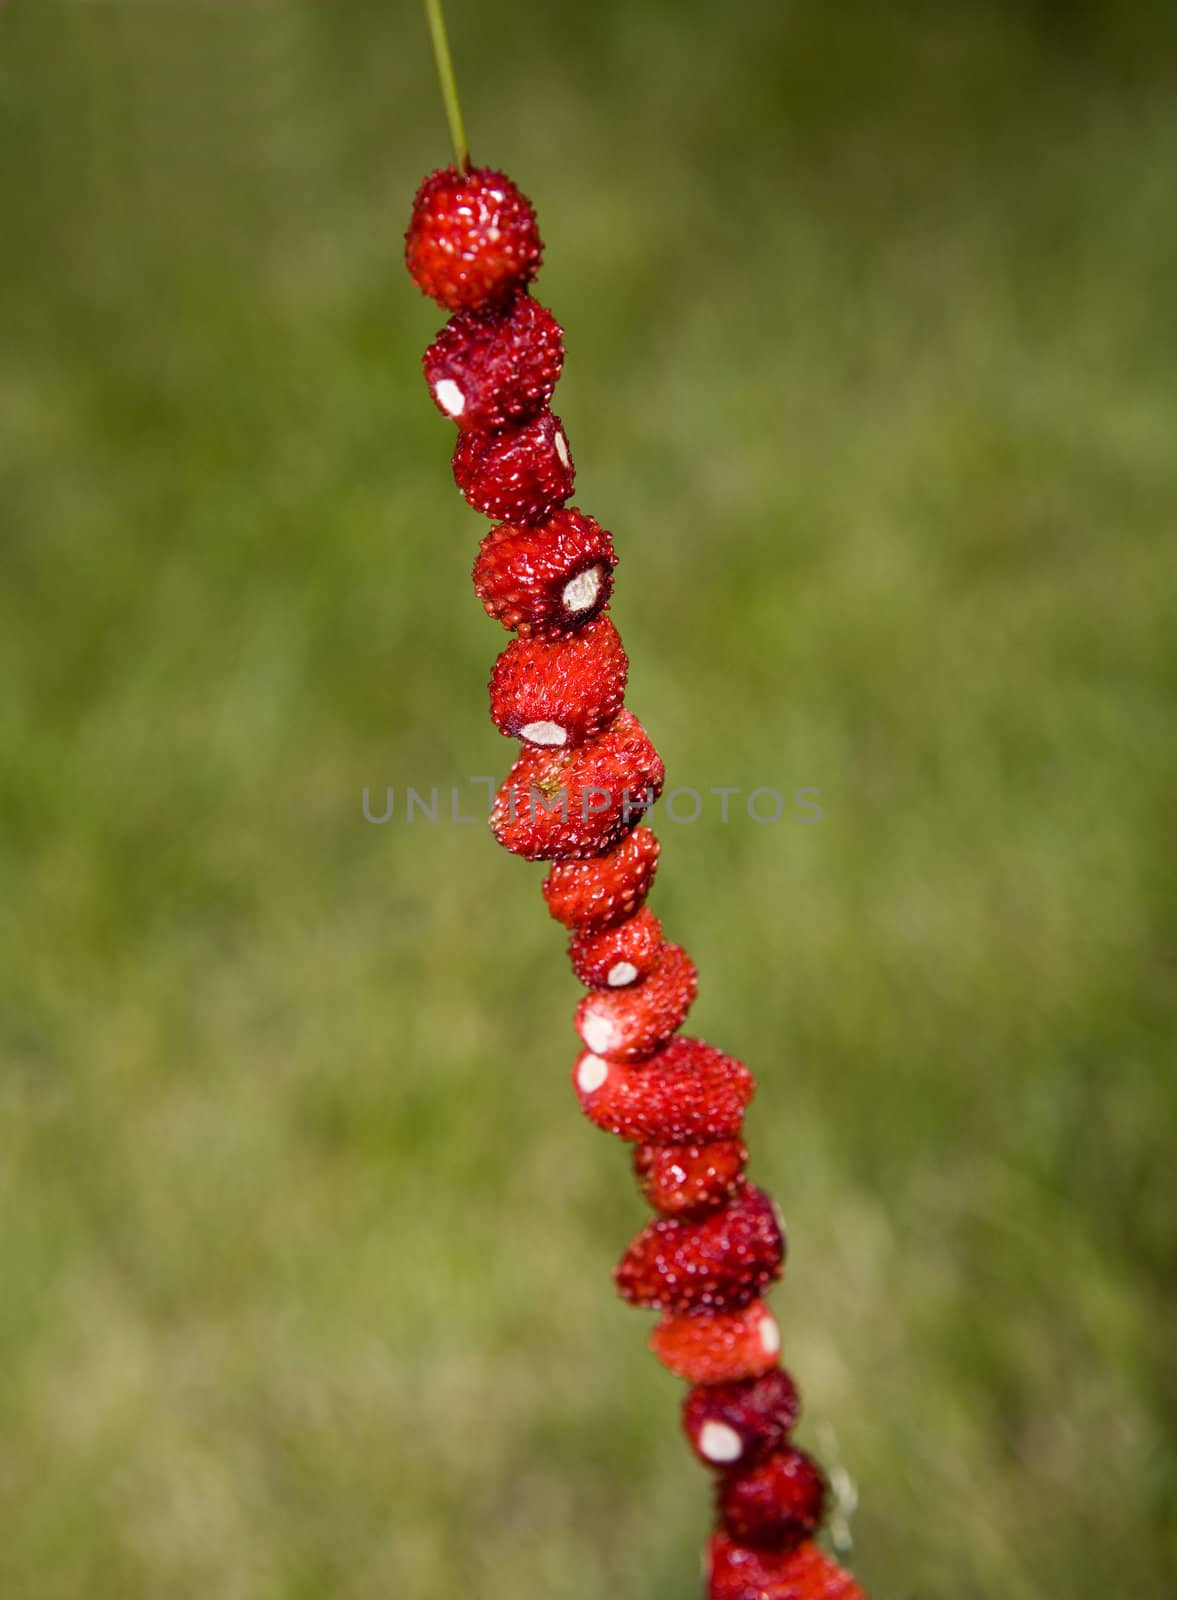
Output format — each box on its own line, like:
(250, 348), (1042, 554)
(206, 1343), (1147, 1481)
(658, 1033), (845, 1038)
(405, 162), (865, 1600)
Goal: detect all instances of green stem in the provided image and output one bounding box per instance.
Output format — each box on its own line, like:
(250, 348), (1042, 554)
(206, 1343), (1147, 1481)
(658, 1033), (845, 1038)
(424, 0), (469, 172)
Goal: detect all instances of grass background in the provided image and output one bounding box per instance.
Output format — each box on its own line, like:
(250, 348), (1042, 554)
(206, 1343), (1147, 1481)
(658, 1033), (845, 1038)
(3, 1), (1176, 1595)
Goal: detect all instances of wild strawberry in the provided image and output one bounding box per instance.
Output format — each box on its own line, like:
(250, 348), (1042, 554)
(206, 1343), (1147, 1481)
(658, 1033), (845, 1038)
(453, 410), (573, 524)
(473, 508), (616, 635)
(489, 615), (627, 749)
(706, 1535), (865, 1600)
(718, 1446), (827, 1551)
(615, 1184), (784, 1314)
(491, 709), (663, 862)
(573, 1035), (754, 1145)
(649, 1301), (781, 1384)
(574, 942), (697, 1061)
(424, 293), (564, 432)
(570, 906), (663, 987)
(682, 1369), (801, 1471)
(405, 165), (542, 312)
(543, 826), (661, 933)
(634, 1139), (748, 1219)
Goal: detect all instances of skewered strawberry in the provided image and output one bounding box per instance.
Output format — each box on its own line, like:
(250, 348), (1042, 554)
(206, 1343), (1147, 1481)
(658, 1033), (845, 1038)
(718, 1446), (827, 1550)
(635, 1138), (749, 1219)
(489, 614), (627, 748)
(573, 1035), (755, 1145)
(614, 1183), (784, 1314)
(406, 165), (542, 311)
(542, 827), (661, 933)
(682, 1368), (801, 1470)
(473, 508), (616, 634)
(490, 709), (663, 861)
(424, 292), (564, 432)
(650, 1302), (782, 1384)
(453, 409), (574, 523)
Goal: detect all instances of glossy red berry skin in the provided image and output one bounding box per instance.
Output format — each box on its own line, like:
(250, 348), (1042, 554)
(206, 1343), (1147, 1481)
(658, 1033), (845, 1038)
(570, 906), (663, 988)
(707, 1535), (866, 1600)
(635, 1139), (749, 1219)
(574, 942), (698, 1061)
(424, 294), (564, 433)
(490, 710), (663, 862)
(682, 1369), (801, 1471)
(473, 508), (616, 635)
(649, 1301), (780, 1384)
(453, 410), (573, 524)
(573, 1035), (755, 1145)
(489, 615), (627, 749)
(718, 1446), (826, 1550)
(406, 166), (542, 311)
(543, 826), (660, 933)
(615, 1184), (784, 1314)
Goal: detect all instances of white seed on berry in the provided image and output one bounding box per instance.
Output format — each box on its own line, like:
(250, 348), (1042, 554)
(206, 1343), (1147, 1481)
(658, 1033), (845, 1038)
(562, 564), (601, 615)
(607, 961), (638, 987)
(577, 1053), (608, 1093)
(519, 720), (567, 747)
(434, 378), (465, 417)
(580, 1010), (616, 1056)
(698, 1421), (744, 1465)
(554, 427), (571, 469)
(759, 1312), (781, 1357)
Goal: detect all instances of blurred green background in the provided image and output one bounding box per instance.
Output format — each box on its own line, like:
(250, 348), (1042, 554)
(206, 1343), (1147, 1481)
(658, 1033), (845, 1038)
(3, 1), (1176, 1596)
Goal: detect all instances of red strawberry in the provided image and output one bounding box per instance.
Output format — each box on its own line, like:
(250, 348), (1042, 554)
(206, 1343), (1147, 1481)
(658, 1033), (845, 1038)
(635, 1139), (748, 1219)
(473, 507), (616, 636)
(707, 1535), (865, 1600)
(574, 942), (697, 1061)
(489, 615), (627, 749)
(405, 166), (542, 312)
(615, 1184), (784, 1314)
(573, 1035), (754, 1145)
(453, 409), (573, 523)
(424, 293), (564, 432)
(718, 1446), (827, 1551)
(491, 709), (663, 861)
(649, 1301), (780, 1384)
(682, 1369), (801, 1471)
(543, 826), (660, 933)
(570, 906), (663, 987)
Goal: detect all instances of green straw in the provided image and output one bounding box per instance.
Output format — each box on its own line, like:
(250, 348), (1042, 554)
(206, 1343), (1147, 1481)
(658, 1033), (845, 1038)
(424, 0), (469, 171)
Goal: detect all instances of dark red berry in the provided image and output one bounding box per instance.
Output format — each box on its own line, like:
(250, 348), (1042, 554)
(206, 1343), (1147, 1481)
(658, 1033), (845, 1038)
(543, 826), (660, 933)
(473, 508), (616, 635)
(649, 1302), (780, 1384)
(490, 710), (663, 862)
(405, 166), (542, 311)
(718, 1446), (826, 1551)
(682, 1369), (801, 1471)
(453, 410), (573, 524)
(424, 293), (564, 432)
(707, 1534), (865, 1600)
(570, 906), (663, 988)
(615, 1184), (784, 1314)
(489, 615), (627, 749)
(573, 1035), (755, 1145)
(635, 1139), (748, 1219)
(575, 941), (698, 1061)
